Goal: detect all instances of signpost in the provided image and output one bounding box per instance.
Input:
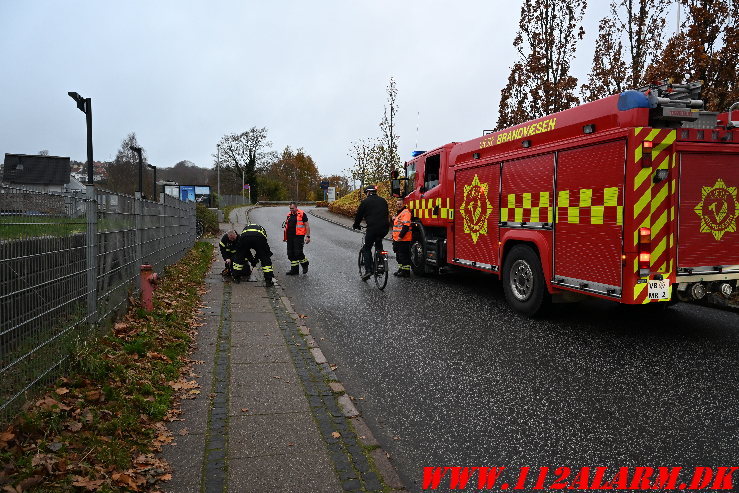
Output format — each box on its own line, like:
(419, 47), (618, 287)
(327, 186), (336, 202)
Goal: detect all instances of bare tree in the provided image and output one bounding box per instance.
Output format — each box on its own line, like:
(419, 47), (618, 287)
(379, 77), (400, 177)
(346, 138), (374, 191)
(582, 0), (669, 101)
(646, 0), (739, 112)
(216, 127), (274, 202)
(497, 0), (587, 129)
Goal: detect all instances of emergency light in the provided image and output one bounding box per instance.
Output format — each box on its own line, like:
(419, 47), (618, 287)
(641, 141), (653, 167)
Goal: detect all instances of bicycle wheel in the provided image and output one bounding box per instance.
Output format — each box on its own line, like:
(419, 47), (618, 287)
(374, 251), (388, 290)
(358, 249), (366, 277)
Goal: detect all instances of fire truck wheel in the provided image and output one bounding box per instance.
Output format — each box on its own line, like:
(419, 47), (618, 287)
(410, 240), (426, 275)
(502, 245), (549, 316)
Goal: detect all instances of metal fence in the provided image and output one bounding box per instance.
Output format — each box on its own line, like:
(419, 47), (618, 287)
(219, 194), (252, 207)
(0, 184), (196, 423)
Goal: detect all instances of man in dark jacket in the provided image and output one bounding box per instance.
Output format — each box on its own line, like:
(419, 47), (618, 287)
(232, 224), (275, 287)
(352, 185), (389, 281)
(219, 229), (243, 279)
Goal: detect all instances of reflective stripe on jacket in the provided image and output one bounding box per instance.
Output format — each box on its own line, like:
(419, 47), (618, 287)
(392, 209), (412, 242)
(284, 209), (307, 236)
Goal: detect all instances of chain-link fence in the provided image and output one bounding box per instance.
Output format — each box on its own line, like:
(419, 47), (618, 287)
(0, 184), (196, 423)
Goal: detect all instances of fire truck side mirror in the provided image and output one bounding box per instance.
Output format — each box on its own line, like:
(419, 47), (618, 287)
(391, 179), (401, 197)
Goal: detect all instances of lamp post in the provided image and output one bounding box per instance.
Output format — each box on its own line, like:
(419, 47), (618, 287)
(130, 145), (143, 196)
(67, 92), (94, 184)
(147, 164), (157, 199)
(216, 144), (221, 208)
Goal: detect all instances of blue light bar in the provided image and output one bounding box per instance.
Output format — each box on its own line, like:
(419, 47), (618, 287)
(411, 150), (425, 157)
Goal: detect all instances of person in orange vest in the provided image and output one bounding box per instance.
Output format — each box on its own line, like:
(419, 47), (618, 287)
(392, 198), (412, 277)
(282, 201), (311, 275)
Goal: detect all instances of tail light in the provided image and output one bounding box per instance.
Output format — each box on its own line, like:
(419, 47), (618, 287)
(641, 141), (653, 168)
(638, 227), (651, 270)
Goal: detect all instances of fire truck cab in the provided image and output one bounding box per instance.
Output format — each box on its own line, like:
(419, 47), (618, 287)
(393, 82), (739, 315)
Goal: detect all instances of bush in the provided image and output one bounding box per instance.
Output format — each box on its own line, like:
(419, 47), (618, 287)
(314, 201), (328, 208)
(196, 204), (219, 235)
(328, 182), (392, 218)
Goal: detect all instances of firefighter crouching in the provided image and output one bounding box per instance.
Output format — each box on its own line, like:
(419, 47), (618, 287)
(392, 199), (412, 277)
(283, 201), (311, 275)
(219, 229), (241, 279)
(232, 224), (275, 287)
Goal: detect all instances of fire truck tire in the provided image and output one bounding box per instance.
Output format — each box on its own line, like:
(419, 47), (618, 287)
(410, 240), (426, 276)
(502, 245), (550, 316)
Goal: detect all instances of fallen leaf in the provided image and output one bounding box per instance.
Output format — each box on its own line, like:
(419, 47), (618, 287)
(66, 421), (83, 432)
(240, 408), (249, 413)
(159, 473), (172, 481)
(331, 432), (341, 438)
(55, 387), (70, 395)
(178, 428), (189, 436)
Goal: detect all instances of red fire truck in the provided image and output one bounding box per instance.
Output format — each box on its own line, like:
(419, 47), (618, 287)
(392, 82), (739, 315)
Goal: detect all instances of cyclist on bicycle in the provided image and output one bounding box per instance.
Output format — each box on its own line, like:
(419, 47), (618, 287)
(353, 185), (389, 281)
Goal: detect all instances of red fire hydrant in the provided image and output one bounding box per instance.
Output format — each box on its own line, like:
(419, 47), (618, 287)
(140, 264), (159, 311)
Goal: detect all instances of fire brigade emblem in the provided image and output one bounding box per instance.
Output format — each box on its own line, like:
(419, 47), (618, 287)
(694, 178), (739, 241)
(459, 174), (493, 244)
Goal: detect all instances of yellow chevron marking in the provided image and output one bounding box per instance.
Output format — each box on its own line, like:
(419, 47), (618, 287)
(651, 237), (667, 264)
(634, 167), (651, 191)
(634, 282), (647, 301)
(652, 209), (668, 235)
(650, 186), (669, 214)
(634, 190), (651, 217)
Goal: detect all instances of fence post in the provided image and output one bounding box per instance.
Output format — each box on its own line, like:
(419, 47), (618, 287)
(135, 192), (143, 268)
(85, 184), (98, 323)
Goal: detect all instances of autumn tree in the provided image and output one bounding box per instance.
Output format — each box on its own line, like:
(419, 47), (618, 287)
(497, 0), (587, 129)
(216, 127), (275, 202)
(322, 174), (351, 199)
(104, 132), (154, 197)
(266, 146), (321, 201)
(582, 0), (669, 101)
(645, 0), (739, 112)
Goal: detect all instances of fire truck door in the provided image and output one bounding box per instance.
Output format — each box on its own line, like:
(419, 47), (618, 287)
(454, 165), (500, 270)
(677, 151), (739, 269)
(554, 140), (625, 295)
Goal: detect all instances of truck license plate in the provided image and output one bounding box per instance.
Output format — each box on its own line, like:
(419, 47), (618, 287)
(648, 279), (671, 301)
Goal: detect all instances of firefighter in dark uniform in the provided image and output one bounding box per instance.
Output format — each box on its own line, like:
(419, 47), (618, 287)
(219, 229), (242, 279)
(282, 202), (311, 275)
(232, 223), (275, 287)
(353, 185), (390, 281)
(392, 199), (412, 277)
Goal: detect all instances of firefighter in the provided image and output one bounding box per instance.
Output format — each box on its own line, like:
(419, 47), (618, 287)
(392, 199), (412, 277)
(232, 223), (275, 287)
(218, 229), (241, 279)
(282, 202), (311, 275)
(352, 185), (390, 281)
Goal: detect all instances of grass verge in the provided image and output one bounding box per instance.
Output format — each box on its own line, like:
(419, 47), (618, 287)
(0, 241), (214, 492)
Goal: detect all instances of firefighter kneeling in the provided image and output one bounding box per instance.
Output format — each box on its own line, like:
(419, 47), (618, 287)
(392, 199), (412, 277)
(232, 224), (275, 287)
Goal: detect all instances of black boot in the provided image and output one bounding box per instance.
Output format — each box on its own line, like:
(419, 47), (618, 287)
(301, 260), (309, 274)
(265, 275), (274, 287)
(286, 265), (299, 276)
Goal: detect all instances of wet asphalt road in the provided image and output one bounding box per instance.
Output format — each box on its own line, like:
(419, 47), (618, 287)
(251, 206), (739, 492)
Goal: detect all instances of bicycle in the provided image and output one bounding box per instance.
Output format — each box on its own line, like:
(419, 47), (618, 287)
(357, 227), (389, 290)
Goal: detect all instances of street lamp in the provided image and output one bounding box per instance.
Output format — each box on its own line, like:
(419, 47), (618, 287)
(67, 91), (94, 184)
(130, 145), (143, 196)
(216, 144), (221, 207)
(147, 164), (157, 199)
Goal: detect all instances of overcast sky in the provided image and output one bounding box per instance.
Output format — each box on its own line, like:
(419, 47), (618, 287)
(0, 1), (679, 178)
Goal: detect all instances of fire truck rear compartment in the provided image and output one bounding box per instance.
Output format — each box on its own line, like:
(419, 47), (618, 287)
(676, 150), (739, 300)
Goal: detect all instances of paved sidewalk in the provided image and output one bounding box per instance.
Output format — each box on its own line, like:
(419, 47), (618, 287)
(161, 216), (404, 492)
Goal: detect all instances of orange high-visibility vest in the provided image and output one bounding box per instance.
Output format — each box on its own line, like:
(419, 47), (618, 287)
(284, 209), (307, 237)
(392, 208), (412, 241)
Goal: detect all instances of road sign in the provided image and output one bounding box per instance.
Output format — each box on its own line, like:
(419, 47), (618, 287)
(327, 187), (336, 202)
(320, 181), (329, 190)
